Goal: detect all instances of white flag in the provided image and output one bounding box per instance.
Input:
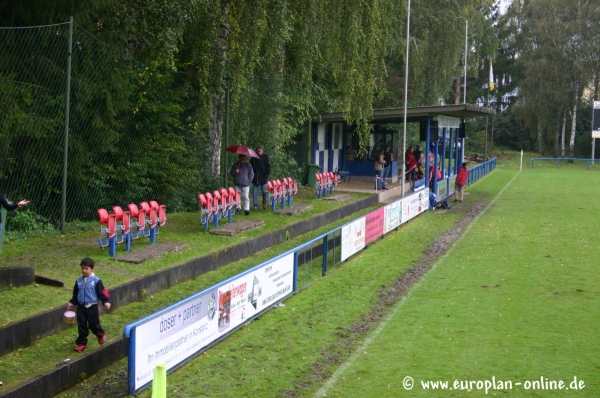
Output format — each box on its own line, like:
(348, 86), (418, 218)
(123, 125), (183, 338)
(489, 59), (495, 91)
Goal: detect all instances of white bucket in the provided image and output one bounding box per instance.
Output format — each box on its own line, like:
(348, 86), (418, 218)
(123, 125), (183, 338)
(63, 310), (76, 325)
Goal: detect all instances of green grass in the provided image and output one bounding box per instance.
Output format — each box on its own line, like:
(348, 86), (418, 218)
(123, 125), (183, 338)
(61, 160), (600, 398)
(324, 167), (600, 397)
(0, 199), (383, 390)
(8, 153), (596, 397)
(0, 188), (371, 325)
(63, 196), (460, 398)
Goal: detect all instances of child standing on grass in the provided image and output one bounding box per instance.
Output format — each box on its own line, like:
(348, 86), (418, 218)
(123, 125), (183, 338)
(67, 258), (111, 352)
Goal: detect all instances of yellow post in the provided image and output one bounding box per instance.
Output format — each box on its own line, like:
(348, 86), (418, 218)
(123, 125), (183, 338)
(151, 363), (167, 398)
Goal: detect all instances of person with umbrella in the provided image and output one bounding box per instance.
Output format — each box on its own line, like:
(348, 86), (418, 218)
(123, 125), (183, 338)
(229, 153), (254, 215)
(249, 146), (271, 210)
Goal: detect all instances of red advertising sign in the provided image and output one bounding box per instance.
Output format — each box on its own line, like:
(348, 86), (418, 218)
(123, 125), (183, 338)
(365, 207), (384, 245)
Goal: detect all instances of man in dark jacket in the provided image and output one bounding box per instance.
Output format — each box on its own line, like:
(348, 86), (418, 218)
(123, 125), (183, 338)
(230, 155), (254, 215)
(0, 193), (29, 225)
(249, 146), (271, 210)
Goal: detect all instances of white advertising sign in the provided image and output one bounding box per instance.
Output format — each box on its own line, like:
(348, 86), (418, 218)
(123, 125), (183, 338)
(438, 178), (447, 200)
(384, 200), (401, 233)
(130, 252), (295, 391)
(401, 189), (429, 223)
(341, 217), (366, 261)
(448, 175), (457, 197)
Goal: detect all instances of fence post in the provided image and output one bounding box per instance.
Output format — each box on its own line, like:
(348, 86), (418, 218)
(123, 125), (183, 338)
(293, 252), (298, 292)
(61, 16), (74, 233)
(322, 235), (328, 277)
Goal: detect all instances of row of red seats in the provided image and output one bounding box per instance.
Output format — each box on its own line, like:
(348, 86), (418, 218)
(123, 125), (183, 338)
(97, 201), (167, 253)
(315, 172), (340, 198)
(267, 177), (298, 201)
(198, 187), (240, 229)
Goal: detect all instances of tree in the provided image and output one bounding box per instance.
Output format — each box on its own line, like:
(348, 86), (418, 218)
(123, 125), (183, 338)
(508, 0), (599, 157)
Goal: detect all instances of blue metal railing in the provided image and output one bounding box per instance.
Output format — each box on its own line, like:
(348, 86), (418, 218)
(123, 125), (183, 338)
(434, 157), (497, 200)
(468, 157), (497, 186)
(531, 158), (597, 169)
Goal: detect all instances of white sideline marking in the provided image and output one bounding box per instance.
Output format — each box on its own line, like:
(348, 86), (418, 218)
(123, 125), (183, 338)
(314, 171), (521, 397)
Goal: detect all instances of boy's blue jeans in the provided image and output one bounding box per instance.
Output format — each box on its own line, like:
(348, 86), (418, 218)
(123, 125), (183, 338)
(253, 183), (268, 208)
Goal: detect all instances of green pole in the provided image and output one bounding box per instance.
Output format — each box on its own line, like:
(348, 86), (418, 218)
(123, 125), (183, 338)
(61, 16), (73, 233)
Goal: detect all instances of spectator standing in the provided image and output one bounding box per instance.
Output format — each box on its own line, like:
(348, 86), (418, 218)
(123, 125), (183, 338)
(413, 145), (423, 167)
(455, 162), (468, 202)
(0, 193), (30, 227)
(382, 145), (393, 182)
(405, 150), (418, 181)
(405, 146), (414, 167)
(428, 163), (442, 189)
(374, 149), (387, 190)
(67, 258), (111, 352)
(249, 146), (271, 210)
(230, 154), (254, 215)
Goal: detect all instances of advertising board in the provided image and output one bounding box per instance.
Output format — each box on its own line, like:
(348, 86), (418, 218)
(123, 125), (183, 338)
(341, 217), (366, 261)
(401, 188), (429, 222)
(365, 208), (385, 245)
(383, 200), (401, 233)
(126, 252), (295, 393)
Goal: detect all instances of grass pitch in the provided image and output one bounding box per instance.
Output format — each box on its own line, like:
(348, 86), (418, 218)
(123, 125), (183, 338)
(322, 166), (600, 397)
(9, 154), (599, 398)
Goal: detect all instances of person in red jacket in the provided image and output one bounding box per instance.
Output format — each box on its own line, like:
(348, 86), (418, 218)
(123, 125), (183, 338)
(455, 162), (468, 202)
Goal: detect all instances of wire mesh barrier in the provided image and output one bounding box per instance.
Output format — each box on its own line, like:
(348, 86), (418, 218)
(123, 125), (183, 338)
(0, 22), (308, 230)
(0, 22), (205, 227)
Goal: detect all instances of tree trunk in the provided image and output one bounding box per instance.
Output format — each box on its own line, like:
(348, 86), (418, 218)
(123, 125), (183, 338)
(207, 1), (231, 177)
(554, 120), (559, 157)
(561, 111), (566, 157)
(537, 118), (544, 155)
(595, 70), (599, 101)
(454, 77), (461, 104)
(569, 86), (579, 158)
(274, 43), (285, 143)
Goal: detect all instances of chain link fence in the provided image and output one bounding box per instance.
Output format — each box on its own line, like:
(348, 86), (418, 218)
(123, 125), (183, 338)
(0, 21), (309, 230)
(0, 22), (206, 227)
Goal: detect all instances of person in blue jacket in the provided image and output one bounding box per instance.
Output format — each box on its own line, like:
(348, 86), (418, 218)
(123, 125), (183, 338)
(67, 258), (111, 352)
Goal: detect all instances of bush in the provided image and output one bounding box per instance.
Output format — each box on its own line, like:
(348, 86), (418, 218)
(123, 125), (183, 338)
(4, 210), (56, 241)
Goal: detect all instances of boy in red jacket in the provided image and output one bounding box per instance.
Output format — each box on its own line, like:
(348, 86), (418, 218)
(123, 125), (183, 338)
(455, 162), (468, 202)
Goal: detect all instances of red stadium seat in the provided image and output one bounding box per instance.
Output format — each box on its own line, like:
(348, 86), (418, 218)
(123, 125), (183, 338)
(158, 205), (166, 227)
(97, 208), (116, 248)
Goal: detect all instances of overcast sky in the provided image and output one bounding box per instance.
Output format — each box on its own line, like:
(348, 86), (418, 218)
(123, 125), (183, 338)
(499, 0), (512, 14)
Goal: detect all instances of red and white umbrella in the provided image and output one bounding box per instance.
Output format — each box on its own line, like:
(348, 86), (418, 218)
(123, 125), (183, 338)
(225, 145), (259, 159)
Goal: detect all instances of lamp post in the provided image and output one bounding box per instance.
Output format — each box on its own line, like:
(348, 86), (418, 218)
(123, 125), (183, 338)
(463, 20), (468, 104)
(401, 0), (411, 198)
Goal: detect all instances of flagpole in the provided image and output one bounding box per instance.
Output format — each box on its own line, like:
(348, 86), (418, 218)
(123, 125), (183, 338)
(463, 20), (468, 104)
(484, 59), (490, 161)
